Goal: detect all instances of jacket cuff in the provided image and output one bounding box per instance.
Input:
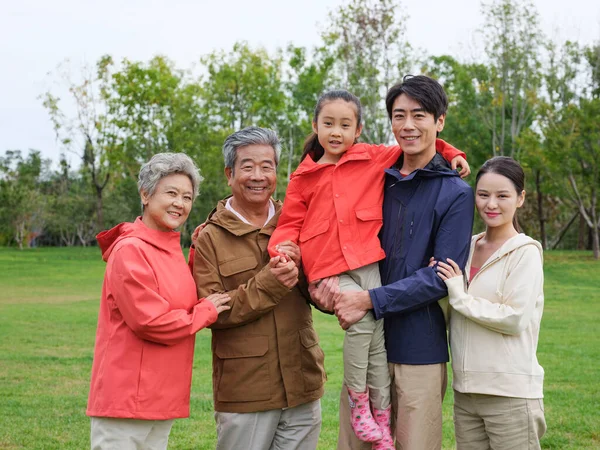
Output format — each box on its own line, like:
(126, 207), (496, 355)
(444, 276), (466, 302)
(369, 287), (385, 320)
(255, 266), (292, 301)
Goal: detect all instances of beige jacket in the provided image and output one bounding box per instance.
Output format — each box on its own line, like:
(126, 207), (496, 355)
(445, 233), (545, 399)
(193, 198), (326, 413)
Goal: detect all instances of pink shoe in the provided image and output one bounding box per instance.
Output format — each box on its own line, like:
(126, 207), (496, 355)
(371, 407), (394, 449)
(348, 388), (383, 443)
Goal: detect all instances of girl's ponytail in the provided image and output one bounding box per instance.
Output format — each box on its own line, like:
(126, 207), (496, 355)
(301, 132), (325, 162)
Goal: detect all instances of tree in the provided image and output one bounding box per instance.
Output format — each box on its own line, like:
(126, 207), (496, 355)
(479, 0), (543, 158)
(0, 150), (49, 249)
(42, 58), (117, 231)
(321, 0), (411, 144)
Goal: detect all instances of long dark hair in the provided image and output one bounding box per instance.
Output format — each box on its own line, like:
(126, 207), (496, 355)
(476, 156), (525, 232)
(301, 90), (362, 162)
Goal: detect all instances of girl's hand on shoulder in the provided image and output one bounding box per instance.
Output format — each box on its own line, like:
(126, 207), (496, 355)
(435, 258), (463, 281)
(451, 156), (471, 178)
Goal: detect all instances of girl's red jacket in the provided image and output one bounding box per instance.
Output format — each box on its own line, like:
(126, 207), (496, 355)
(268, 141), (465, 282)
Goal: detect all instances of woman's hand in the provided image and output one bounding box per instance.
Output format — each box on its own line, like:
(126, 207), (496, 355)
(205, 293), (231, 314)
(451, 156), (471, 178)
(436, 258), (463, 281)
(191, 222), (207, 243)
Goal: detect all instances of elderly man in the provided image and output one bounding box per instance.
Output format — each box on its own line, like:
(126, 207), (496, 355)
(192, 126), (326, 450)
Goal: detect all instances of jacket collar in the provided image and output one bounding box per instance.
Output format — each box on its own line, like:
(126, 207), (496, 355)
(384, 152), (457, 182)
(206, 196), (281, 237)
(291, 143), (372, 179)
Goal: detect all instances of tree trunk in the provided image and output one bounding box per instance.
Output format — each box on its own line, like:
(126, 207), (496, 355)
(535, 170), (547, 249)
(578, 214), (587, 250)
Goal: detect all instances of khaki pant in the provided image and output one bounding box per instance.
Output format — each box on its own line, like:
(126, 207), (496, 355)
(215, 399), (321, 450)
(338, 363), (447, 450)
(90, 417), (174, 450)
(339, 263), (391, 410)
(453, 390), (546, 450)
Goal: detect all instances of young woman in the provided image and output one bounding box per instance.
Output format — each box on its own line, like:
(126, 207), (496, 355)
(434, 156), (546, 449)
(268, 89), (468, 449)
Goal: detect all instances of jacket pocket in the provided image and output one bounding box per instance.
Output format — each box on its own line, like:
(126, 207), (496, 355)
(355, 205), (383, 221)
(299, 327), (325, 392)
(299, 220), (329, 243)
(219, 255), (258, 277)
(355, 206), (384, 252)
(215, 335), (270, 402)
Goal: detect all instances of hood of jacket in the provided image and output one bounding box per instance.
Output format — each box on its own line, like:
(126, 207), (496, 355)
(96, 217), (182, 262)
(470, 232), (543, 268)
(385, 152), (459, 182)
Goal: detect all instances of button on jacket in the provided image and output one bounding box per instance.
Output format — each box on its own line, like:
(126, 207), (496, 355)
(370, 153), (474, 365)
(192, 199), (326, 414)
(269, 141), (465, 282)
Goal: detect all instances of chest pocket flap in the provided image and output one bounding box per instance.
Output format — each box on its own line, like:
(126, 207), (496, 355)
(355, 205), (383, 221)
(299, 220), (329, 243)
(219, 255), (258, 277)
(215, 335), (269, 358)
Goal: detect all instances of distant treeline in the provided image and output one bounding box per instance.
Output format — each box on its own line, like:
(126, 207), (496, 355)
(1, 0), (599, 258)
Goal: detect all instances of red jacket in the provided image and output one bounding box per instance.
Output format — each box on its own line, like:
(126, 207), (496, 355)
(87, 217), (217, 420)
(268, 141), (465, 282)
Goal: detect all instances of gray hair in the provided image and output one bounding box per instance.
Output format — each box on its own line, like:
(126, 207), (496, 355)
(222, 126), (281, 170)
(138, 152), (203, 201)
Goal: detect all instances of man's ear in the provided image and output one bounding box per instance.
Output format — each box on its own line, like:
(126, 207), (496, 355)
(436, 114), (446, 133)
(225, 167), (233, 187)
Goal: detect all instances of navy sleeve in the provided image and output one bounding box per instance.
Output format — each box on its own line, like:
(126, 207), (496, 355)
(370, 185), (474, 319)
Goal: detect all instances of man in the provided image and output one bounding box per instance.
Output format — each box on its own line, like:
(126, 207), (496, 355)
(332, 75), (475, 449)
(192, 126), (326, 450)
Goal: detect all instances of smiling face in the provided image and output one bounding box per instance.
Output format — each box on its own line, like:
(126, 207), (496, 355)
(226, 144), (277, 213)
(312, 99), (362, 164)
(476, 172), (525, 232)
(141, 173), (193, 232)
(391, 93), (445, 159)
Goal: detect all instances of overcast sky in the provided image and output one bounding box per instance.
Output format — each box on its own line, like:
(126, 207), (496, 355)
(2, 0), (599, 166)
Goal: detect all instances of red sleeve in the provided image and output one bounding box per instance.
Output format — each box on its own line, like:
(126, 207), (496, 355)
(268, 178), (307, 258)
(362, 143), (403, 169)
(109, 244), (218, 346)
(435, 139), (466, 162)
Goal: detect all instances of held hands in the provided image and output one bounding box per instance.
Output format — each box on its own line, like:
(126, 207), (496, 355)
(451, 156), (471, 178)
(269, 255), (299, 289)
(205, 293), (231, 314)
(308, 276), (340, 312)
(274, 240), (301, 267)
(334, 290), (371, 330)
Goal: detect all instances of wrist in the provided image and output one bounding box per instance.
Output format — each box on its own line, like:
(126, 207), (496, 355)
(360, 290), (373, 310)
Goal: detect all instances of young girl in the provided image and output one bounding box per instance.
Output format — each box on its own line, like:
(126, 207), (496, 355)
(268, 90), (468, 449)
(434, 156), (546, 449)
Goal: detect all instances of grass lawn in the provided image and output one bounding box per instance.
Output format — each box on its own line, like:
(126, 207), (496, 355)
(0, 247), (598, 449)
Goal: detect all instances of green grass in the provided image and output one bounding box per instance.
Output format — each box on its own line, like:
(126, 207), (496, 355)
(0, 247), (598, 449)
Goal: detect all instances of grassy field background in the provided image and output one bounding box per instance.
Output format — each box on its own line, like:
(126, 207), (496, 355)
(0, 247), (598, 449)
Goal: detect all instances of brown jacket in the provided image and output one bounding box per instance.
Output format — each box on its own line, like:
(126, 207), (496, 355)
(193, 198), (326, 413)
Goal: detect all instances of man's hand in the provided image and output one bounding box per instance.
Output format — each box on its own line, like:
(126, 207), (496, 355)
(451, 155), (471, 178)
(269, 256), (299, 289)
(308, 276), (340, 312)
(334, 290), (373, 330)
(275, 240), (301, 267)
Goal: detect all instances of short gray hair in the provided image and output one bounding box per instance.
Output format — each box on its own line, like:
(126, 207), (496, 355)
(222, 126), (281, 170)
(138, 152), (203, 201)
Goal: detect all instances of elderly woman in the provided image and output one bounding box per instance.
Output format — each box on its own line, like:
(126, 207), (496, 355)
(87, 153), (230, 450)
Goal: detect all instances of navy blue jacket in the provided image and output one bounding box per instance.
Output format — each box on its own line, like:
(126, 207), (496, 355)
(370, 153), (474, 364)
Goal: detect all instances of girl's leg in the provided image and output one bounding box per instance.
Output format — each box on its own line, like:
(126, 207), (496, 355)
(339, 272), (382, 442)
